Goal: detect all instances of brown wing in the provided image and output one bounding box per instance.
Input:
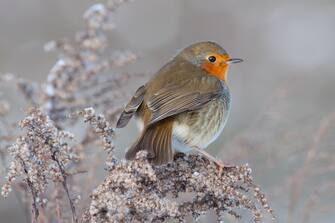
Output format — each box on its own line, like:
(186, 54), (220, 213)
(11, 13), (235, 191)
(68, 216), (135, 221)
(146, 75), (225, 126)
(116, 85), (145, 128)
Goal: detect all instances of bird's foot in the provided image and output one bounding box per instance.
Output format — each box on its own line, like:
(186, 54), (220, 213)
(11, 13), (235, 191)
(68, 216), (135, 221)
(213, 159), (235, 175)
(192, 146), (234, 174)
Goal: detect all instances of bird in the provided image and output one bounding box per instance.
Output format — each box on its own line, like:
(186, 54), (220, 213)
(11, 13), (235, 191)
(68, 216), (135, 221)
(116, 41), (242, 165)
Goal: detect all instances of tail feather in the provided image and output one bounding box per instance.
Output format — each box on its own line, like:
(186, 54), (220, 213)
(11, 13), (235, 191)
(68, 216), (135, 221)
(125, 120), (173, 165)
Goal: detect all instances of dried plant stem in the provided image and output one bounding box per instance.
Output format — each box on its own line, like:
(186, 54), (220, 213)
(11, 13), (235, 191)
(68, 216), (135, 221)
(23, 124), (79, 223)
(19, 158), (39, 223)
(287, 112), (335, 223)
(51, 152), (78, 223)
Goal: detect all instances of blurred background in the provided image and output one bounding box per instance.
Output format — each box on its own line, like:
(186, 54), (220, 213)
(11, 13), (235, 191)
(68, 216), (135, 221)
(1, 0), (335, 222)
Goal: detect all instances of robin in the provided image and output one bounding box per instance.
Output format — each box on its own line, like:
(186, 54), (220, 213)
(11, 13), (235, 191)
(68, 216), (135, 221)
(116, 41), (242, 165)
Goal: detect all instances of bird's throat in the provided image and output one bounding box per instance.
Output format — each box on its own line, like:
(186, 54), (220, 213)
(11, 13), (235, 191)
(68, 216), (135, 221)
(201, 62), (229, 82)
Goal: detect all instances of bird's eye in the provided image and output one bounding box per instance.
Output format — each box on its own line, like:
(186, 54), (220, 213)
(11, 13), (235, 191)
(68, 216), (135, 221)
(208, 56), (216, 63)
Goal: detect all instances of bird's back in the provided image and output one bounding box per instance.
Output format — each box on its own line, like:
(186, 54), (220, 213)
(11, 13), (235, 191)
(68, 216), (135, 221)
(136, 57), (207, 125)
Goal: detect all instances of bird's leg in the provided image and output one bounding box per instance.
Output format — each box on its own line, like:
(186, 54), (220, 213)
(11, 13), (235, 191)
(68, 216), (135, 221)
(192, 146), (233, 173)
(192, 146), (224, 166)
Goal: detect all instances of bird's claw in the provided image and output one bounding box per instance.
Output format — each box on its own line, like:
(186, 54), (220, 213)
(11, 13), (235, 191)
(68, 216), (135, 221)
(213, 160), (235, 175)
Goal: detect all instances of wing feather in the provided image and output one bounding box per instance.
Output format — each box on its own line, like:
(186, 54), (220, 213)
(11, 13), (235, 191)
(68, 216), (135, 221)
(116, 85), (145, 128)
(146, 76), (225, 125)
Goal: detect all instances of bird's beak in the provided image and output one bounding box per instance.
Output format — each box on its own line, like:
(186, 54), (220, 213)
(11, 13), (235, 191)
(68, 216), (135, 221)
(225, 58), (243, 64)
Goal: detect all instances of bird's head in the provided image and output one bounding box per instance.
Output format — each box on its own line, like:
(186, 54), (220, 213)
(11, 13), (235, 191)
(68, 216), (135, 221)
(178, 41), (242, 82)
